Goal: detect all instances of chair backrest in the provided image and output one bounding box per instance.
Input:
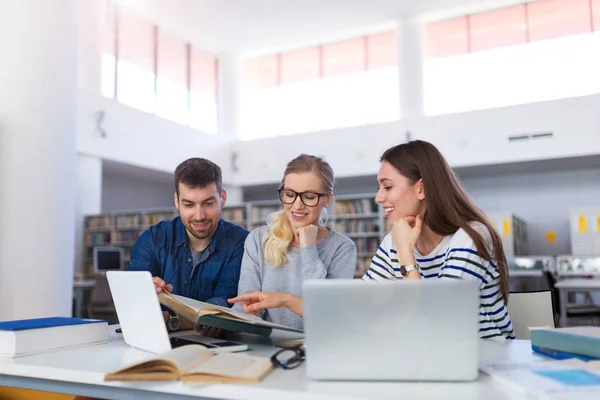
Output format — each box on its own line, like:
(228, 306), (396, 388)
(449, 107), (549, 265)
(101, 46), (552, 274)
(507, 290), (556, 340)
(87, 274), (117, 322)
(90, 274), (114, 305)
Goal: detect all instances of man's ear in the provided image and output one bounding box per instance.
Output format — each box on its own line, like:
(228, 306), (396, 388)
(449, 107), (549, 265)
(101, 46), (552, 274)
(173, 192), (179, 209)
(416, 179), (425, 201)
(221, 188), (228, 208)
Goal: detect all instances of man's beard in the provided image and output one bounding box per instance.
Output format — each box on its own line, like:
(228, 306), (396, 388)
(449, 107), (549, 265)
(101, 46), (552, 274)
(187, 220), (213, 240)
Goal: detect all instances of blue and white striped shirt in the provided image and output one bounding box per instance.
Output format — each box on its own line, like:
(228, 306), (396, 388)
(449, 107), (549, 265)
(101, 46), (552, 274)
(362, 222), (515, 340)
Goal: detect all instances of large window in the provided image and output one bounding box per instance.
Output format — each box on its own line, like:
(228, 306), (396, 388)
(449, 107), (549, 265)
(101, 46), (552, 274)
(101, 3), (218, 135)
(424, 0), (600, 115)
(241, 31), (399, 141)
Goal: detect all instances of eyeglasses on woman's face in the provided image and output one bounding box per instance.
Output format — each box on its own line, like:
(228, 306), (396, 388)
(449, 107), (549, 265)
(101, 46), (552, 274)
(278, 187), (329, 207)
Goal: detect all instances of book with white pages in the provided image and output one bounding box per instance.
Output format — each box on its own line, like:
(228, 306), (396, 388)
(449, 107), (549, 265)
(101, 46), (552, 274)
(0, 317), (109, 358)
(481, 358), (600, 399)
(158, 291), (303, 337)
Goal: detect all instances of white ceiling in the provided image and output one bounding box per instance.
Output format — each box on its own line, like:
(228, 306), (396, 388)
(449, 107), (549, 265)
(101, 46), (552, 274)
(122, 0), (526, 54)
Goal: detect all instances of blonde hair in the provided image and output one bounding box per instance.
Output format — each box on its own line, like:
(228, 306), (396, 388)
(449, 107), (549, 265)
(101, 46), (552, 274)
(264, 154), (334, 267)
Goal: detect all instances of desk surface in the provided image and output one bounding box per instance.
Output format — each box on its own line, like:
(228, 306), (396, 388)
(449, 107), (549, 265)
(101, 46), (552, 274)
(0, 326), (543, 400)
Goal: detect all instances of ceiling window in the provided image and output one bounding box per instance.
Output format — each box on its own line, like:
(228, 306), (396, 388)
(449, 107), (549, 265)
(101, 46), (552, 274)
(116, 8), (155, 113)
(424, 0), (600, 115)
(156, 29), (188, 125)
(100, 3), (219, 135)
(241, 31), (399, 141)
(189, 48), (218, 135)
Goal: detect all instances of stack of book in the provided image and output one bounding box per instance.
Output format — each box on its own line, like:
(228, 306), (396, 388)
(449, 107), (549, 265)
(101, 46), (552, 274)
(530, 326), (600, 362)
(481, 327), (600, 399)
(0, 317), (108, 357)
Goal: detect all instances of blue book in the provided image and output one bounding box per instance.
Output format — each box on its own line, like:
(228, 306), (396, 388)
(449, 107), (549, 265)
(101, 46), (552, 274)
(0, 316), (106, 331)
(0, 317), (109, 357)
(531, 344), (599, 362)
(530, 327), (600, 360)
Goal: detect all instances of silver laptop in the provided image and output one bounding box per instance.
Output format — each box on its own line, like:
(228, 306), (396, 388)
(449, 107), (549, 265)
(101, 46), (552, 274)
(106, 271), (247, 354)
(303, 279), (480, 381)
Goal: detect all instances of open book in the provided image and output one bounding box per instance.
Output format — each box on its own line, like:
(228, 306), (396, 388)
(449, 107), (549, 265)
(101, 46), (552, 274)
(105, 344), (273, 383)
(158, 292), (304, 336)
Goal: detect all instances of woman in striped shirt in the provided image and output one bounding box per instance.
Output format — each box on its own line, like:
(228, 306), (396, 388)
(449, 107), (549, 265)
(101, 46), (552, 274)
(363, 140), (514, 340)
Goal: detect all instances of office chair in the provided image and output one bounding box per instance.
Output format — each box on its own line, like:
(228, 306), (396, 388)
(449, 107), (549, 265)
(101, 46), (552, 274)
(87, 274), (119, 324)
(507, 290), (556, 340)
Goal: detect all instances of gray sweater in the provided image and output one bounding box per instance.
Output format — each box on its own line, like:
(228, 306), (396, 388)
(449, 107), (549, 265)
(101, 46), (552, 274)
(234, 225), (357, 330)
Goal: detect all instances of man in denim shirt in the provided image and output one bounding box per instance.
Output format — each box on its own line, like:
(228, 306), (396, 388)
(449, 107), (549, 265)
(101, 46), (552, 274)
(128, 158), (248, 333)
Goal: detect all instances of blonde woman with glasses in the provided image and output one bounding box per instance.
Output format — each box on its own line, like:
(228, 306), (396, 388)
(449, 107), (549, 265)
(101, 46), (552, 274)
(228, 154), (356, 330)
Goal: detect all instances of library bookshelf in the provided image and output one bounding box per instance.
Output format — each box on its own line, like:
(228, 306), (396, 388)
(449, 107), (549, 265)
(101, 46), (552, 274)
(83, 194), (387, 277)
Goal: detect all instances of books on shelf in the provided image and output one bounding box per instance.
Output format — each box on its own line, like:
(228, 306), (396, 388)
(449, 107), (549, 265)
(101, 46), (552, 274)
(0, 317), (109, 358)
(158, 292), (303, 336)
(114, 214), (141, 228)
(333, 199), (377, 215)
(82, 195), (385, 276)
(250, 205), (280, 226)
(143, 211), (176, 226)
(104, 344), (273, 383)
(85, 215), (112, 229)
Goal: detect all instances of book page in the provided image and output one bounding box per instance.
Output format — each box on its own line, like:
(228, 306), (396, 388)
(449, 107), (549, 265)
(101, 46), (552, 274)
(160, 345), (211, 373)
(107, 344), (209, 376)
(187, 353), (272, 379)
(161, 292), (301, 331)
(170, 294), (264, 323)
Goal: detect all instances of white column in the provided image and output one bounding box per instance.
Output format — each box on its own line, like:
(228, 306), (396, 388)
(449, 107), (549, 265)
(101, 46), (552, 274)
(217, 52), (242, 140)
(76, 0), (106, 92)
(397, 18), (425, 119)
(74, 155), (103, 277)
(0, 0), (77, 320)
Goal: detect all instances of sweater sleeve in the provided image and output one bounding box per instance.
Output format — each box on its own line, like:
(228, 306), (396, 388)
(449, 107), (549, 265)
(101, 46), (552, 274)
(326, 236), (357, 279)
(297, 234), (358, 280)
(232, 229), (266, 318)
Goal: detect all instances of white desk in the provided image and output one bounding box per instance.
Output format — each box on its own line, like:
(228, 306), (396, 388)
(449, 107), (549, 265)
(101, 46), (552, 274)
(73, 279), (96, 318)
(555, 278), (600, 327)
(0, 326), (543, 400)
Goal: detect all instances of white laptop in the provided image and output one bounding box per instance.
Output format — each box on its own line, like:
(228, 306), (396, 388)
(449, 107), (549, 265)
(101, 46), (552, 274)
(106, 270), (248, 354)
(303, 279), (480, 381)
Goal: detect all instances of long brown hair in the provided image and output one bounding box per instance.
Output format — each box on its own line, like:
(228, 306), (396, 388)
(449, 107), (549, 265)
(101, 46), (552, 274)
(264, 154), (334, 267)
(381, 140), (509, 303)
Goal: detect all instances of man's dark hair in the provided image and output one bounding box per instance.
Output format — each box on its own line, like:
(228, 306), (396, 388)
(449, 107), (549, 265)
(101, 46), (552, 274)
(174, 158), (223, 195)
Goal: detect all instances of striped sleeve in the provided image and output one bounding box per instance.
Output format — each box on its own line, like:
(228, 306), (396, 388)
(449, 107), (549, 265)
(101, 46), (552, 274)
(438, 223), (514, 340)
(437, 228), (497, 285)
(362, 234), (401, 280)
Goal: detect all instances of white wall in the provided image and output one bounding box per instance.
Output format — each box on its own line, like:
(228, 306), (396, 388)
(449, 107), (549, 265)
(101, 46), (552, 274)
(463, 167), (600, 257)
(75, 155), (103, 274)
(102, 173), (174, 213)
(231, 94), (600, 186)
(76, 90), (233, 179)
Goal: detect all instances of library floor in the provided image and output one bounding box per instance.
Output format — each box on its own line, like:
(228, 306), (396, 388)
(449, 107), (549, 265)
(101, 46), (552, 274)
(0, 387), (73, 400)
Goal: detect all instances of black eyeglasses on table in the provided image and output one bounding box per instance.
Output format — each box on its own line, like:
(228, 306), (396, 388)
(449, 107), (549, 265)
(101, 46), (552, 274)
(270, 345), (305, 370)
(278, 187), (329, 207)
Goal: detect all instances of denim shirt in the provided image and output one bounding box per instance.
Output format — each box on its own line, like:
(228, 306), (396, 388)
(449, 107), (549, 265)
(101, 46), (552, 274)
(128, 217), (249, 308)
